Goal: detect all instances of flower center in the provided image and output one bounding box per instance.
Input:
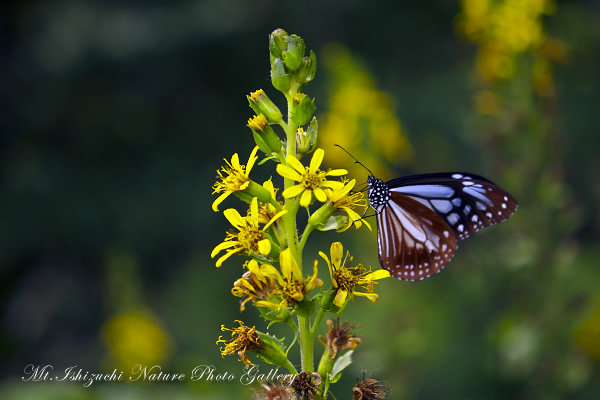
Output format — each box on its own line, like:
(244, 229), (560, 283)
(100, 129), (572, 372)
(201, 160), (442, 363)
(302, 170), (325, 189)
(237, 226), (265, 253)
(333, 267), (361, 292)
(282, 279), (305, 303)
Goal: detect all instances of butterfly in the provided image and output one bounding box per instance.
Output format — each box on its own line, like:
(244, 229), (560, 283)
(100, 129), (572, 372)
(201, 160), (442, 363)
(367, 172), (518, 281)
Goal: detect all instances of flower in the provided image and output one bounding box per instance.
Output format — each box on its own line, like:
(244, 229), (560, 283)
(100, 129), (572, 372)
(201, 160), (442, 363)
(256, 179), (283, 225)
(320, 318), (362, 359)
(352, 372), (388, 400)
(211, 197), (287, 267)
(216, 320), (263, 368)
(290, 372), (321, 400)
(212, 146), (260, 212)
(319, 242), (390, 308)
(255, 248), (323, 310)
(329, 178), (372, 232)
(276, 148), (347, 207)
(252, 383), (294, 400)
(231, 260), (281, 312)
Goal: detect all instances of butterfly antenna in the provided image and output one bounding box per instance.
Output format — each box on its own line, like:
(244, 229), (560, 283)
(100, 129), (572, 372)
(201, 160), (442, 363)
(334, 144), (374, 176)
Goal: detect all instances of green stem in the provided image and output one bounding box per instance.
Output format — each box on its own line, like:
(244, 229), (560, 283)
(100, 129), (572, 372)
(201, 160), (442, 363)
(298, 314), (314, 372)
(298, 223), (316, 255)
(311, 306), (327, 337)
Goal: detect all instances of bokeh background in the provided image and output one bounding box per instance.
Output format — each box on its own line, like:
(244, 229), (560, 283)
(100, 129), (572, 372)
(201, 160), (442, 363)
(2, 0), (600, 399)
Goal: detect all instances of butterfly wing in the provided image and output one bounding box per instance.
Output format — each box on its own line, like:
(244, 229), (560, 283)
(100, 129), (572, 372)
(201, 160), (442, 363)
(377, 193), (458, 280)
(388, 172), (518, 240)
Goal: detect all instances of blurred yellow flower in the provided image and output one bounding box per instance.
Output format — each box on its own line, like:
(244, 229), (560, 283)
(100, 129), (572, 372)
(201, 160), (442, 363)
(277, 148), (347, 207)
(318, 44), (413, 180)
(102, 311), (171, 371)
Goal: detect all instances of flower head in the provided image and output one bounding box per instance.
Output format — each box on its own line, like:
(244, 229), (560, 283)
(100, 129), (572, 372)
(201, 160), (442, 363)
(211, 197), (287, 267)
(352, 372), (388, 400)
(255, 248), (323, 311)
(253, 383), (294, 400)
(216, 320), (263, 368)
(276, 148), (347, 207)
(319, 242), (390, 308)
(232, 260), (281, 312)
(320, 318), (362, 359)
(290, 372), (321, 400)
(329, 178), (372, 232)
(212, 146), (260, 212)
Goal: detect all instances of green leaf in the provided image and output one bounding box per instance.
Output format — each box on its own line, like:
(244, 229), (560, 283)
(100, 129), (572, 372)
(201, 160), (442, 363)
(330, 350), (354, 383)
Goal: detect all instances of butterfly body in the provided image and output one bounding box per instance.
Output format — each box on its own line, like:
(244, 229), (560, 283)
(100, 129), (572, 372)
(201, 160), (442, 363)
(367, 173), (517, 281)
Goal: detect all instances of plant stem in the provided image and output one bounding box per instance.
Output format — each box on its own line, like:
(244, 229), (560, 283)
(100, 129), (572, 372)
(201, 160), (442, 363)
(298, 314), (314, 372)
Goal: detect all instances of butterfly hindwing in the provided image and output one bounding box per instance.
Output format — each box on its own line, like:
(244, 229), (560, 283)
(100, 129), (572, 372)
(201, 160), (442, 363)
(376, 193), (458, 281)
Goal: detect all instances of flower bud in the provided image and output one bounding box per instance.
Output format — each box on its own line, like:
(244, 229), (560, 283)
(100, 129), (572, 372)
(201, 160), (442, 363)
(269, 28), (289, 62)
(248, 114), (282, 155)
(271, 58), (291, 93)
(291, 93), (315, 126)
(295, 51), (317, 86)
(296, 117), (317, 157)
(247, 89), (283, 124)
(256, 331), (290, 367)
(282, 35), (305, 72)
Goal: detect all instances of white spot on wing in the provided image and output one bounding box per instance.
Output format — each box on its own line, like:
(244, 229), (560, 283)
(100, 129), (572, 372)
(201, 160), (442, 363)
(431, 199), (453, 213)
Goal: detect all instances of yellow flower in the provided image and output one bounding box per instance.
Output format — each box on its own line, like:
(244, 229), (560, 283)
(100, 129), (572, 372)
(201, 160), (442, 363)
(329, 178), (372, 232)
(255, 248), (323, 310)
(276, 148), (347, 207)
(319, 242), (390, 308)
(216, 320), (263, 368)
(231, 260), (281, 312)
(212, 146), (259, 212)
(211, 197), (287, 267)
(256, 179), (283, 225)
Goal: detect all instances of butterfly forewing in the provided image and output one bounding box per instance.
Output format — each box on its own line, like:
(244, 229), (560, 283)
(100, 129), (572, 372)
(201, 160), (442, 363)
(368, 172), (518, 281)
(377, 193), (458, 280)
(389, 173), (518, 240)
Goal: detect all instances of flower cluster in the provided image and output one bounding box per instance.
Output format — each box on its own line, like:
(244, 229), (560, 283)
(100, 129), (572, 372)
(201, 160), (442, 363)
(210, 29), (390, 398)
(456, 0), (568, 106)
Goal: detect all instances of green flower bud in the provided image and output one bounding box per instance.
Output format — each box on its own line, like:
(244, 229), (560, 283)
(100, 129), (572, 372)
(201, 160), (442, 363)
(269, 28), (289, 62)
(282, 35), (305, 72)
(296, 117), (317, 157)
(247, 89), (283, 123)
(271, 58), (291, 93)
(291, 93), (316, 126)
(295, 51), (317, 86)
(248, 114), (282, 155)
(255, 332), (290, 367)
(308, 202), (335, 230)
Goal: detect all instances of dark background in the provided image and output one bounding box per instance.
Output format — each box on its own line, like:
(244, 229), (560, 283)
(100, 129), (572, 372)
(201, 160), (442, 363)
(1, 0), (599, 399)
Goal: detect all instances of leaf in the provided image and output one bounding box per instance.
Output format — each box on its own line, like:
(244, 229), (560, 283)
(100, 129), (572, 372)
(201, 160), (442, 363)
(330, 350), (354, 383)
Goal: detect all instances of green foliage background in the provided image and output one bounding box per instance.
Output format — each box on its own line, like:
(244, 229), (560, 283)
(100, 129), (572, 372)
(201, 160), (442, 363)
(1, 1), (599, 399)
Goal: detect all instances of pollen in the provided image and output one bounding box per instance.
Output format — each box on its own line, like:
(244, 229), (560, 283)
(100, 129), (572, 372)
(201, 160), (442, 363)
(302, 171), (326, 189)
(236, 226), (265, 253)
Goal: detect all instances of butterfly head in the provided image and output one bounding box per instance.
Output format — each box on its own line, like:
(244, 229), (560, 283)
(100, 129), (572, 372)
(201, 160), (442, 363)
(367, 175), (391, 207)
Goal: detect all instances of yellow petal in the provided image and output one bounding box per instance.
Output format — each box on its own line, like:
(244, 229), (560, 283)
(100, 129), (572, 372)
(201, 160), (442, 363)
(249, 197), (259, 226)
(262, 179), (276, 199)
(259, 264), (284, 285)
(333, 289), (348, 308)
(321, 180), (345, 190)
(313, 187), (328, 203)
(223, 208), (246, 230)
(330, 242), (343, 268)
(309, 148), (324, 172)
(245, 146), (259, 175)
(286, 154), (306, 175)
(258, 238), (271, 255)
(325, 168), (348, 177)
(230, 153), (241, 170)
(277, 164), (303, 181)
(263, 208), (287, 231)
(215, 248), (242, 267)
(212, 191), (231, 212)
(299, 189), (313, 207)
(280, 248), (302, 280)
(353, 292), (379, 303)
(282, 184), (305, 199)
(331, 180), (355, 201)
(211, 240), (237, 257)
(364, 269), (391, 281)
